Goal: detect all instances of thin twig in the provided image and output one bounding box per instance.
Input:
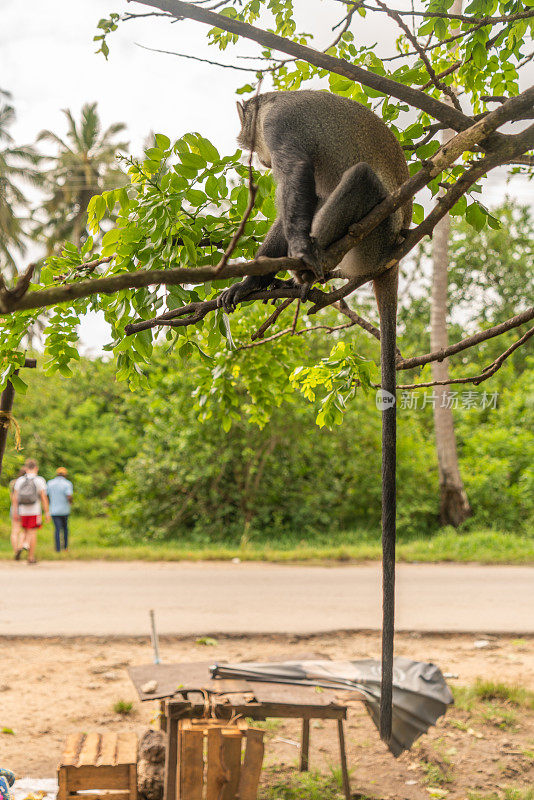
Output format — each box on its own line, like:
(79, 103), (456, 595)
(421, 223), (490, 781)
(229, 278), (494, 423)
(215, 80), (262, 273)
(329, 2), (360, 48)
(251, 298), (294, 340)
(334, 2), (534, 25)
(374, 0), (462, 112)
(135, 42), (269, 71)
(236, 320), (355, 351)
(291, 299), (301, 335)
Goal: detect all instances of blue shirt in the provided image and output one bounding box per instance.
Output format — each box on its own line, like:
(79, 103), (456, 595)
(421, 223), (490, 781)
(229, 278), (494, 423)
(47, 476), (73, 516)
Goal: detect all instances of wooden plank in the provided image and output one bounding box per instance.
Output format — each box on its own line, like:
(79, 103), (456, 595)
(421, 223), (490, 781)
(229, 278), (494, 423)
(97, 734), (118, 767)
(167, 701), (346, 720)
(67, 766), (129, 791)
(128, 662), (215, 701)
(337, 719), (351, 800)
(237, 730), (264, 800)
(249, 682), (339, 707)
(160, 701), (168, 733)
(57, 768), (68, 800)
(221, 731), (242, 800)
(206, 728), (229, 800)
(179, 725), (204, 800)
(164, 717), (179, 800)
(116, 732), (137, 765)
(129, 764), (138, 800)
(77, 733), (101, 766)
(64, 793), (130, 800)
(300, 719), (310, 772)
(61, 733), (85, 767)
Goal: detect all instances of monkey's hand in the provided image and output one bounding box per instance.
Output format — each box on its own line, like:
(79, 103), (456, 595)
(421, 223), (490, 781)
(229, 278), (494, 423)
(287, 236), (325, 282)
(217, 273), (282, 313)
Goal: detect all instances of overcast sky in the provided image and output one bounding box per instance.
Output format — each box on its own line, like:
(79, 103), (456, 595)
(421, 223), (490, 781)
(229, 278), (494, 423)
(2, 1), (532, 354)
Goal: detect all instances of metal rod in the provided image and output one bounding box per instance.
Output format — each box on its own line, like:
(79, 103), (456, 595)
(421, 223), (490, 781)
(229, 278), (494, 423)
(150, 608), (161, 664)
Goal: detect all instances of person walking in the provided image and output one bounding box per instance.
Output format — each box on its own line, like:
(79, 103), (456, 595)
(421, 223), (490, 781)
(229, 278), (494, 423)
(47, 467), (73, 552)
(9, 467), (26, 558)
(12, 458), (49, 564)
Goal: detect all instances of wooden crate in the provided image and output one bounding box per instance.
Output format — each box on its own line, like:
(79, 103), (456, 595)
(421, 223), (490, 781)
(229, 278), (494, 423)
(57, 732), (138, 800)
(175, 720), (264, 800)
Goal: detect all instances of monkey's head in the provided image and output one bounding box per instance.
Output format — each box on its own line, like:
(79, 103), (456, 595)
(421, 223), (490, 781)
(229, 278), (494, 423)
(236, 97), (272, 167)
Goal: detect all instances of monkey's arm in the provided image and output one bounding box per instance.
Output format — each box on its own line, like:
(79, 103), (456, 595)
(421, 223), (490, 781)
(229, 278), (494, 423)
(264, 123), (322, 279)
(217, 218), (289, 312)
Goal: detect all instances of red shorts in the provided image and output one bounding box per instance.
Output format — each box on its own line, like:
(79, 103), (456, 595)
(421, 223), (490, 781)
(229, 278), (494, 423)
(20, 515), (41, 530)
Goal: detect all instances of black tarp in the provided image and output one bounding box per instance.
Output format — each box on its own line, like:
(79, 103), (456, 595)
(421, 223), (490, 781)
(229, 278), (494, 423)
(211, 657), (454, 756)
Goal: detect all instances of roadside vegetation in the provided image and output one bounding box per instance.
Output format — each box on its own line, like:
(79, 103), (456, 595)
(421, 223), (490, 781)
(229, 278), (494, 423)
(0, 85), (532, 563)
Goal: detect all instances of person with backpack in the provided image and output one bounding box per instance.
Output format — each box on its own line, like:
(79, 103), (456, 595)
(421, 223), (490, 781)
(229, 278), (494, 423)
(9, 467), (26, 557)
(12, 458), (50, 564)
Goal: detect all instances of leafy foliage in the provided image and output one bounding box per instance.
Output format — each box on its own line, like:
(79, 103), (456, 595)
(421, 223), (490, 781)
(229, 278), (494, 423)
(36, 102), (128, 252)
(0, 90), (42, 278)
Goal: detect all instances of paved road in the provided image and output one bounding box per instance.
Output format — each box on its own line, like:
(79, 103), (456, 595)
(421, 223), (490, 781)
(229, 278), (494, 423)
(0, 561), (532, 636)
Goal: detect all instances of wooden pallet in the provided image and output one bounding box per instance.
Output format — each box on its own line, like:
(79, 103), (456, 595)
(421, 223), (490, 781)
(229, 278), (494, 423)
(167, 719), (264, 800)
(57, 732), (138, 800)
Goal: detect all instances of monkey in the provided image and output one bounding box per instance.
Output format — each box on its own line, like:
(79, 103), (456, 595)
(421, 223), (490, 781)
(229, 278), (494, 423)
(217, 90), (412, 744)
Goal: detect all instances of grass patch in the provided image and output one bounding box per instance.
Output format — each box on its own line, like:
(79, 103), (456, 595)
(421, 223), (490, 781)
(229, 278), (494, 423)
(468, 790), (534, 800)
(481, 704), (518, 730)
(452, 681), (534, 713)
(472, 680), (534, 708)
(259, 769), (345, 800)
(0, 517), (532, 564)
(247, 718), (282, 733)
(447, 718), (469, 732)
(112, 700), (134, 715)
(421, 761), (453, 786)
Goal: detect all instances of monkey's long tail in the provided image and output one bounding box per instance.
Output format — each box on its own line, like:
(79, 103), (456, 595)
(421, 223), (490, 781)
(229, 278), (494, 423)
(374, 264), (398, 744)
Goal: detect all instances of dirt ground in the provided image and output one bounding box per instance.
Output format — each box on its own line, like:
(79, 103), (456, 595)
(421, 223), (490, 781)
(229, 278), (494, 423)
(0, 632), (533, 799)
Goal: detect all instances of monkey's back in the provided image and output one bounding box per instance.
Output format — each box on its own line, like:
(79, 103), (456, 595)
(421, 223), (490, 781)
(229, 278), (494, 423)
(260, 90), (411, 230)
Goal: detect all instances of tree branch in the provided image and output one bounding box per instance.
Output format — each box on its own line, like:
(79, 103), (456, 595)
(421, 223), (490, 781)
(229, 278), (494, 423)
(338, 3), (534, 25)
(132, 0), (482, 133)
(397, 307), (534, 371)
(397, 327), (534, 389)
(335, 299), (381, 341)
(5, 102), (532, 320)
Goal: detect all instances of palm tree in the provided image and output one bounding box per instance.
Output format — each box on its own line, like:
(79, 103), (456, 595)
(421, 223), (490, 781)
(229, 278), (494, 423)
(37, 102), (128, 252)
(0, 90), (42, 279)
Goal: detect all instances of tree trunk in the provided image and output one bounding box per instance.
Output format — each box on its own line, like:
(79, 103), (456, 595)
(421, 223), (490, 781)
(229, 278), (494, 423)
(0, 378), (16, 479)
(431, 211), (472, 526)
(430, 0), (472, 527)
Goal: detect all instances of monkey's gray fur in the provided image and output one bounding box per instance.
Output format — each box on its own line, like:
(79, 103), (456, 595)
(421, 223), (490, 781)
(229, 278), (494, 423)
(217, 90), (413, 744)
(218, 90), (411, 308)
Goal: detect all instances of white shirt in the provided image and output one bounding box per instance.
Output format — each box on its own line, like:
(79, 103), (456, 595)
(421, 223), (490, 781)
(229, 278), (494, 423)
(14, 473), (47, 517)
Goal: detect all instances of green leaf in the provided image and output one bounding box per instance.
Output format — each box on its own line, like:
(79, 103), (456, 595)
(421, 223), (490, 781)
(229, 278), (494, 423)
(9, 374), (28, 394)
(412, 203), (425, 225)
(466, 202), (487, 232)
(102, 228), (119, 247)
(188, 189), (207, 207)
(155, 133), (171, 150)
(196, 137), (220, 163)
(118, 187), (130, 211)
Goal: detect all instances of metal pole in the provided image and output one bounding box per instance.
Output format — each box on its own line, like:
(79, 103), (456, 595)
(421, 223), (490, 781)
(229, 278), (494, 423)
(150, 608), (161, 664)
